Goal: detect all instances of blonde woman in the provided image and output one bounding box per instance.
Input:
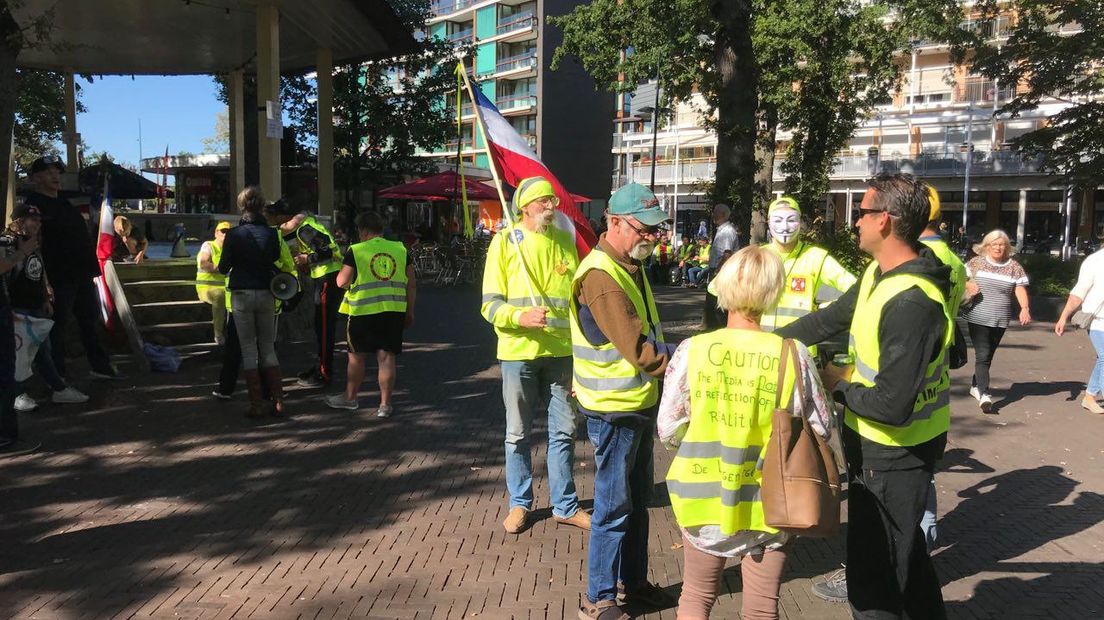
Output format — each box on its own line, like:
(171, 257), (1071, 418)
(658, 245), (833, 619)
(962, 230), (1031, 413)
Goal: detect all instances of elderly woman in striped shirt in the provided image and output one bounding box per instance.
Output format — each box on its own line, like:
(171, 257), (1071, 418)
(962, 230), (1031, 413)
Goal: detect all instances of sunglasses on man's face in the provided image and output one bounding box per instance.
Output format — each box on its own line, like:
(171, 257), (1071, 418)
(621, 217), (660, 237)
(857, 207), (886, 218)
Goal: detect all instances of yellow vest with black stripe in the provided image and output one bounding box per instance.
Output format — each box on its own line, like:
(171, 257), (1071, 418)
(295, 216), (342, 279)
(570, 248), (663, 412)
(196, 241), (225, 298)
(339, 237), (408, 316)
(760, 241), (856, 333)
(666, 329), (796, 535)
(846, 263), (953, 446)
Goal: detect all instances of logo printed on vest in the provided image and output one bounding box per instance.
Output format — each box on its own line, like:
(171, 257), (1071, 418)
(511, 229), (524, 243)
(369, 253), (398, 280)
(790, 276), (806, 292)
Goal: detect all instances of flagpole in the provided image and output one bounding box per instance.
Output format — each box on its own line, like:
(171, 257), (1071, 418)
(457, 60), (539, 308)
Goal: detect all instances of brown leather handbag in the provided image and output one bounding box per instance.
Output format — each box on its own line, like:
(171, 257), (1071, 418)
(761, 339), (842, 538)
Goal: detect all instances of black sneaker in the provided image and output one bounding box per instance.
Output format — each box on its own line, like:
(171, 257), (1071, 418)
(811, 568), (848, 603)
(296, 373), (327, 388)
(296, 367), (317, 381)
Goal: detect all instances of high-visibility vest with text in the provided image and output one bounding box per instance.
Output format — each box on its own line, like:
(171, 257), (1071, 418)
(339, 237), (408, 316)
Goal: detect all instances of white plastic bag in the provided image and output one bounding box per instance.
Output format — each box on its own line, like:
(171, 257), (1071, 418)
(13, 312), (54, 382)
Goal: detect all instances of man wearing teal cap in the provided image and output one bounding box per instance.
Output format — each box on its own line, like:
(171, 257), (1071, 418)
(572, 182), (677, 618)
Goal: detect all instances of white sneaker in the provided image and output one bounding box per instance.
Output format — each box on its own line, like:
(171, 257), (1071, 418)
(979, 393), (994, 413)
(52, 386), (90, 404)
(14, 393), (37, 413)
(212, 391), (232, 401)
(325, 394), (359, 411)
(969, 386), (981, 402)
(376, 404), (393, 418)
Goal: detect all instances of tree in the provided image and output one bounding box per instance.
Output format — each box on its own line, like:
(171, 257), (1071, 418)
(200, 110), (229, 154)
(967, 0), (1104, 191)
(552, 0), (965, 234)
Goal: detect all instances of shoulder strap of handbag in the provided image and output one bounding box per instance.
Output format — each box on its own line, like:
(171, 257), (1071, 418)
(774, 338), (807, 415)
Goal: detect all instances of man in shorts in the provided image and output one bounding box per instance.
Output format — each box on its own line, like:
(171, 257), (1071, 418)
(325, 212), (416, 418)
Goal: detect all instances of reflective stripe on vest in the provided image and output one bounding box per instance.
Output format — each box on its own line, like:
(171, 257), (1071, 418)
(665, 330), (794, 535)
(196, 242), (225, 297)
(569, 249), (663, 412)
(339, 237), (408, 316)
(296, 217), (342, 279)
(845, 263), (953, 447)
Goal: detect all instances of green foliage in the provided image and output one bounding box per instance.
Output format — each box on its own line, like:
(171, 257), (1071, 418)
(1019, 253), (1080, 297)
(805, 219), (871, 276)
(13, 69), (83, 171)
(967, 0), (1104, 191)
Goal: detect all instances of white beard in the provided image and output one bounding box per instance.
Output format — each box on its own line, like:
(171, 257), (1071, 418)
(531, 210), (554, 234)
(630, 241), (654, 261)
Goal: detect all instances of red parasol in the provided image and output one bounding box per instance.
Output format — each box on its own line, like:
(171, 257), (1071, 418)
(378, 171), (500, 201)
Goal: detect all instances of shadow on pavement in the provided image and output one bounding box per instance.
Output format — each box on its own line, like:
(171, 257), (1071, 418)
(991, 380), (1084, 410)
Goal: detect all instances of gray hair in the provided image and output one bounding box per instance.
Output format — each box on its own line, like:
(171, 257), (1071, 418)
(713, 203), (731, 219)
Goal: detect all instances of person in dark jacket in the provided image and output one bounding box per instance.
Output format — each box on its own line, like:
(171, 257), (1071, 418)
(218, 186), (294, 418)
(776, 173), (950, 620)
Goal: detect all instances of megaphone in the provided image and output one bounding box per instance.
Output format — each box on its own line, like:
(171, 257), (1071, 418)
(270, 272), (300, 301)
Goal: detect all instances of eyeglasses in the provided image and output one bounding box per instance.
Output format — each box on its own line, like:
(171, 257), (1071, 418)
(857, 207), (886, 218)
(532, 196), (560, 207)
(620, 217), (660, 237)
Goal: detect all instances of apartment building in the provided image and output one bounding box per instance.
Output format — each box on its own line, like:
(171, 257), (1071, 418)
(421, 0), (614, 205)
(612, 11), (1102, 251)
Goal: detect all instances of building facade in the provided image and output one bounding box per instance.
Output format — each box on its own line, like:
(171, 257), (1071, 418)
(421, 0), (614, 206)
(612, 10), (1102, 252)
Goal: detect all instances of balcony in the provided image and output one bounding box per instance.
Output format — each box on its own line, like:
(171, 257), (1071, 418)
(520, 133), (537, 149)
(496, 12), (535, 36)
(431, 0), (473, 16)
(448, 29), (474, 44)
(960, 16), (1014, 39)
(495, 51), (537, 75)
(444, 136), (475, 152)
(957, 78), (1014, 104)
(445, 101), (474, 119)
(626, 158), (718, 185)
(497, 93), (536, 112)
(774, 150), (1047, 180)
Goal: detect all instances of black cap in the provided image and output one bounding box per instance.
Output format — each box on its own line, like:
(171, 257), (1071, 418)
(11, 204), (42, 220)
(29, 155), (65, 175)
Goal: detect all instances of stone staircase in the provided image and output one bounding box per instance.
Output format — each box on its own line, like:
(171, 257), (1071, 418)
(113, 259), (216, 346)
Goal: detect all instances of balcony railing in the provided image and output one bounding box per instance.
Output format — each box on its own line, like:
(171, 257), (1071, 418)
(445, 101), (474, 118)
(958, 78), (1014, 104)
(444, 137), (475, 152)
(520, 133), (537, 149)
(497, 93), (537, 111)
(431, 0), (472, 16)
(495, 51), (537, 74)
(960, 16), (1014, 39)
(448, 29), (474, 44)
(496, 12), (535, 35)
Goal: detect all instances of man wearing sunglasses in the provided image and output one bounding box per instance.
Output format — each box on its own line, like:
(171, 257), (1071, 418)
(572, 182), (676, 619)
(776, 173), (952, 619)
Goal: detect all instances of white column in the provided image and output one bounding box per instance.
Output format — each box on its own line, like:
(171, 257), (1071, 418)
(64, 71), (79, 173)
(1017, 188), (1027, 249)
(256, 3), (281, 200)
(228, 69), (245, 209)
(316, 48), (334, 219)
(846, 187), (854, 225)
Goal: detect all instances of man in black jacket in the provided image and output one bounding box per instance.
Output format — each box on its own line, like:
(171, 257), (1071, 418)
(777, 173), (950, 620)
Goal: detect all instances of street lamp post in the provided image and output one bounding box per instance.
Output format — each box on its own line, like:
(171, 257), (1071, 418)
(961, 104), (975, 251)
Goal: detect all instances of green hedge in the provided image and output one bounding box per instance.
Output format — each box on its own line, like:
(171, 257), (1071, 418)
(1019, 254), (1081, 297)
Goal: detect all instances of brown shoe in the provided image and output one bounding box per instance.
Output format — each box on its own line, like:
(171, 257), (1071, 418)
(502, 507), (529, 534)
(1082, 394), (1104, 414)
(554, 509), (591, 530)
(578, 598), (629, 620)
(260, 366), (286, 416)
(243, 369), (267, 418)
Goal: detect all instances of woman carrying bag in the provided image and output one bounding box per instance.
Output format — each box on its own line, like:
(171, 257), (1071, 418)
(1055, 244), (1104, 413)
(658, 246), (836, 619)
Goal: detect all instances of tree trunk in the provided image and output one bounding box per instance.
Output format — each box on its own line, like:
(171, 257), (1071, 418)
(752, 105), (777, 245)
(0, 5), (22, 219)
(711, 0), (758, 238)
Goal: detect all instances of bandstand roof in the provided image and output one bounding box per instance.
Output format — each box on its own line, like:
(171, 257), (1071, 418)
(12, 0), (417, 75)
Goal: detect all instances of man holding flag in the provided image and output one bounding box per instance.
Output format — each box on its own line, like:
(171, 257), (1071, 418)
(24, 155), (116, 380)
(481, 177), (590, 534)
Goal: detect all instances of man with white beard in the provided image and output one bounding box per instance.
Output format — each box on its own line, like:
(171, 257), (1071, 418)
(481, 177), (590, 535)
(572, 182), (677, 619)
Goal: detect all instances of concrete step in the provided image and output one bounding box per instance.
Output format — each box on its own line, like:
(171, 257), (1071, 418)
(131, 300), (215, 326)
(114, 259), (197, 283)
(140, 321), (215, 346)
(122, 280), (203, 304)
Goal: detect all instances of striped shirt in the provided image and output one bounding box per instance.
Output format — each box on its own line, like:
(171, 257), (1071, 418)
(964, 256), (1029, 328)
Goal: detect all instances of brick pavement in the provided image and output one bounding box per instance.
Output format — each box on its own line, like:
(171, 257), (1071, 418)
(1, 285), (1102, 619)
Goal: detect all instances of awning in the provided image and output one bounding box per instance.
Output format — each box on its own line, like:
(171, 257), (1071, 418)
(379, 171), (501, 202)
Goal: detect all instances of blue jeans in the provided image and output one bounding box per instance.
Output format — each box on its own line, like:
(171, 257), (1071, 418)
(586, 414), (655, 604)
(501, 356), (579, 519)
(1088, 330), (1104, 395)
(687, 266), (705, 285)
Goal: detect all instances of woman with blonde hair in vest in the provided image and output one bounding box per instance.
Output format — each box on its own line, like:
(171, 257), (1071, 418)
(657, 245), (834, 619)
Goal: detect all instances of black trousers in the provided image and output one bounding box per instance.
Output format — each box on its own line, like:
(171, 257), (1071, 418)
(50, 277), (112, 377)
(967, 322), (1006, 395)
(0, 309), (17, 442)
(847, 466), (946, 620)
(313, 273), (344, 382)
(703, 289), (725, 330)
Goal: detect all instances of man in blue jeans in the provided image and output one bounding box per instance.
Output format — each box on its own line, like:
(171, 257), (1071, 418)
(480, 177), (590, 534)
(571, 183), (676, 619)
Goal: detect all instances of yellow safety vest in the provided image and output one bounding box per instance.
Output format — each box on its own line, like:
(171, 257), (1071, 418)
(223, 227), (296, 314)
(666, 329), (796, 535)
(480, 225), (578, 361)
(920, 236), (967, 314)
(340, 236), (408, 316)
(760, 241), (857, 333)
(845, 263), (953, 446)
(295, 216), (343, 280)
(570, 248), (664, 412)
(196, 241), (225, 299)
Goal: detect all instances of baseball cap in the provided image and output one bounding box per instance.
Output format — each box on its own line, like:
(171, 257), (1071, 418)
(926, 185), (941, 223)
(215, 221), (232, 232)
(768, 196), (800, 215)
(608, 182), (670, 227)
(29, 155), (65, 175)
(11, 204), (42, 220)
(513, 177), (557, 211)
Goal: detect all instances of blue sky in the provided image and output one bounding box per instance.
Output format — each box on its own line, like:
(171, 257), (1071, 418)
(74, 75), (226, 169)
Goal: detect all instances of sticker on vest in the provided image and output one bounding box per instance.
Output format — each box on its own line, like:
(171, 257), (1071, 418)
(790, 276), (806, 292)
(554, 260), (568, 275)
(369, 253), (398, 281)
(511, 229), (524, 244)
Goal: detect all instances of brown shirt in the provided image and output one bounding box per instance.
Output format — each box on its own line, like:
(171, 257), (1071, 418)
(576, 235), (671, 379)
